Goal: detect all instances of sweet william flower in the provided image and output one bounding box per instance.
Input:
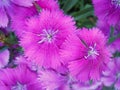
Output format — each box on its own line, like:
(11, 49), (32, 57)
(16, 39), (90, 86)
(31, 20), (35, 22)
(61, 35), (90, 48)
(0, 65), (42, 90)
(20, 10), (76, 69)
(61, 28), (111, 82)
(92, 0), (120, 27)
(0, 0), (36, 27)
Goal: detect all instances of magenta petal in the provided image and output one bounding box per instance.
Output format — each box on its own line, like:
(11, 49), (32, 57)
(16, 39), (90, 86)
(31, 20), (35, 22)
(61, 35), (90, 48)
(115, 79), (120, 90)
(38, 70), (67, 90)
(116, 58), (120, 70)
(0, 7), (8, 27)
(0, 49), (10, 68)
(101, 76), (116, 86)
(61, 28), (111, 82)
(90, 67), (100, 81)
(11, 6), (37, 37)
(0, 81), (9, 90)
(10, 0), (34, 7)
(77, 67), (90, 82)
(0, 65), (42, 90)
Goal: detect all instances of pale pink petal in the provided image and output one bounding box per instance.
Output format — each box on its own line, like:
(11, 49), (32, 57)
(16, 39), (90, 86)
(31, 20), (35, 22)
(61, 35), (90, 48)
(11, 6), (37, 37)
(0, 49), (9, 68)
(101, 76), (116, 86)
(10, 0), (34, 7)
(115, 79), (120, 90)
(38, 69), (67, 90)
(0, 7), (8, 27)
(90, 66), (100, 81)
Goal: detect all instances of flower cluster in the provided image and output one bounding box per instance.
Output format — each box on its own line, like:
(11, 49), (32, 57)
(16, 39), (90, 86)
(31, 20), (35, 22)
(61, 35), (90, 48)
(0, 0), (119, 90)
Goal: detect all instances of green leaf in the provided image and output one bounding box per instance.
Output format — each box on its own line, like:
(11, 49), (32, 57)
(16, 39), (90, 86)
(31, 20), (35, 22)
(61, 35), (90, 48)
(75, 11), (93, 20)
(62, 0), (79, 12)
(5, 32), (18, 45)
(71, 4), (93, 20)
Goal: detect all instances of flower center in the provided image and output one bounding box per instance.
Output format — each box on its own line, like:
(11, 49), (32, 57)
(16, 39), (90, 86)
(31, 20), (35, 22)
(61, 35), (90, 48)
(11, 82), (27, 90)
(38, 29), (58, 43)
(84, 43), (99, 59)
(112, 0), (120, 7)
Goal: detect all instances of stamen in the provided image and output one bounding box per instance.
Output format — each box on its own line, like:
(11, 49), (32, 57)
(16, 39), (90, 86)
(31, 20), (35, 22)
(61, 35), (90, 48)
(38, 29), (58, 43)
(11, 82), (27, 90)
(84, 43), (99, 59)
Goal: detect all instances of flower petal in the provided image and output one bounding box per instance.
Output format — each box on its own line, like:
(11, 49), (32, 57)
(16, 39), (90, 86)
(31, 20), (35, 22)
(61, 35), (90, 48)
(0, 49), (10, 68)
(10, 0), (35, 7)
(0, 7), (8, 27)
(115, 79), (120, 90)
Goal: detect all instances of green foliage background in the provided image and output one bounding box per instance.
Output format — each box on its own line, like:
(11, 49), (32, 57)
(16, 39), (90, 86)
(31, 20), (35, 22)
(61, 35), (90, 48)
(59, 0), (95, 28)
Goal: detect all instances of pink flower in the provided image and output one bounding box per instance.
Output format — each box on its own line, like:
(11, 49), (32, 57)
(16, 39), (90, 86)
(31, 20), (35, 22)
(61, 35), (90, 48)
(20, 10), (76, 69)
(0, 65), (41, 90)
(61, 28), (111, 82)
